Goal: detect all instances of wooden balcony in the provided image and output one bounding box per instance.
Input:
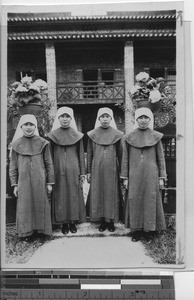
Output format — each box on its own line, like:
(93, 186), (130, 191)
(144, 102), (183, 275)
(57, 80), (125, 104)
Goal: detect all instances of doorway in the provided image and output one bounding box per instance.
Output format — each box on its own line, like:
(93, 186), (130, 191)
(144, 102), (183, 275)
(83, 70), (98, 99)
(73, 104), (114, 151)
(75, 105), (98, 151)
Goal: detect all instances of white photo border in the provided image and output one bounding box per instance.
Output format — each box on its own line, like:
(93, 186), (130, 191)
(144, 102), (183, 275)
(1, 1), (190, 270)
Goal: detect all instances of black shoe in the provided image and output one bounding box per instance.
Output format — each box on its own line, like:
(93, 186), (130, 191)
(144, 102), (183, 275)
(108, 222), (115, 232)
(62, 223), (69, 234)
(38, 233), (51, 242)
(149, 231), (157, 239)
(20, 235), (35, 243)
(131, 231), (140, 242)
(143, 231), (153, 241)
(99, 221), (107, 232)
(69, 223), (77, 234)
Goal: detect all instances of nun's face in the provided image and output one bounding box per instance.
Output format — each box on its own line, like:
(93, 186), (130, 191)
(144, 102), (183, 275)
(21, 122), (36, 137)
(99, 113), (112, 128)
(137, 115), (150, 129)
(59, 113), (71, 128)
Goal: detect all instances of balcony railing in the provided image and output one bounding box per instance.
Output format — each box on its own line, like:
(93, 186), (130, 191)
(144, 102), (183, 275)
(57, 79), (176, 105)
(57, 80), (125, 104)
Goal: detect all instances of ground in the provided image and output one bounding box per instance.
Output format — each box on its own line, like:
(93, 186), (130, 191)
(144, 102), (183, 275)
(4, 219), (178, 269)
(4, 182), (178, 268)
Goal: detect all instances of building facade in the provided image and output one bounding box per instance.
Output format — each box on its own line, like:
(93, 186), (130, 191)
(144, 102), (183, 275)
(6, 9), (176, 222)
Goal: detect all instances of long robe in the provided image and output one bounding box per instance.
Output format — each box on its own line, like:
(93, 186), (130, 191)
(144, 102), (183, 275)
(9, 135), (54, 237)
(121, 128), (166, 231)
(87, 126), (123, 222)
(48, 126), (86, 224)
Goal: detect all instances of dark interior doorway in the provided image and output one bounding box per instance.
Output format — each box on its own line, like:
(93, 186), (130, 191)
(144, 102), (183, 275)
(83, 70), (98, 99)
(75, 105), (99, 151)
(73, 104), (116, 151)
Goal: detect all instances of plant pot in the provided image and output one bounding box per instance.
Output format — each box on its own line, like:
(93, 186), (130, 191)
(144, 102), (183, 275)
(135, 100), (161, 113)
(19, 95), (34, 104)
(136, 100), (151, 109)
(150, 101), (162, 113)
(18, 103), (43, 117)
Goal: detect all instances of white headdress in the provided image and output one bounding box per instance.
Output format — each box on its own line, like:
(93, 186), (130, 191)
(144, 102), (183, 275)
(94, 107), (117, 129)
(51, 106), (78, 131)
(134, 107), (154, 129)
(11, 114), (39, 143)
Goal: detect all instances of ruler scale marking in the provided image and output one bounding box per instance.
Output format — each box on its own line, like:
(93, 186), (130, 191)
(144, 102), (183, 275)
(1, 273), (175, 300)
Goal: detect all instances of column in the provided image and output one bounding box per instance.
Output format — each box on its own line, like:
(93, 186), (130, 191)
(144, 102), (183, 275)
(45, 42), (57, 120)
(124, 41), (134, 133)
(175, 13), (185, 265)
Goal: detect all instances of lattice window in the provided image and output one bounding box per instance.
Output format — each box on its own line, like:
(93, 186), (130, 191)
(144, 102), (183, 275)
(162, 138), (176, 159)
(165, 68), (176, 86)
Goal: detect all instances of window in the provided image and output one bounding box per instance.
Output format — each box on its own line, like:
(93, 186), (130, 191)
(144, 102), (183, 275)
(81, 69), (116, 99)
(16, 70), (47, 82)
(101, 70), (114, 85)
(166, 69), (176, 86)
(16, 70), (32, 81)
(149, 68), (165, 79)
(144, 67), (176, 87)
(35, 72), (47, 81)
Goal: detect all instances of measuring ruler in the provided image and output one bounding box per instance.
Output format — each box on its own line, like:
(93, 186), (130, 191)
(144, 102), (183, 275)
(1, 271), (175, 299)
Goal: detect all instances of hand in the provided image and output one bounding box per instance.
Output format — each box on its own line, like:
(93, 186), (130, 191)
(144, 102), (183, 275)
(159, 178), (164, 189)
(80, 175), (85, 188)
(123, 179), (129, 189)
(13, 186), (18, 197)
(87, 174), (91, 183)
(47, 184), (53, 194)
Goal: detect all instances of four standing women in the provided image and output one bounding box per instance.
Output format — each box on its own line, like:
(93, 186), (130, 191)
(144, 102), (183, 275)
(9, 106), (167, 241)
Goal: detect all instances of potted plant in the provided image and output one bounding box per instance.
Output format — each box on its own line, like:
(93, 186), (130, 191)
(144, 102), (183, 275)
(154, 84), (176, 127)
(130, 72), (164, 112)
(7, 75), (52, 141)
(7, 75), (48, 117)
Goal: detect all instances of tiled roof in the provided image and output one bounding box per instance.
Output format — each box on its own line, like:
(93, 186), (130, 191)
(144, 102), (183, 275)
(8, 12), (176, 23)
(8, 29), (176, 41)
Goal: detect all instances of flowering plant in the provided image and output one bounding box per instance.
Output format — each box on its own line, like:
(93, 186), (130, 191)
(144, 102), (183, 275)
(130, 72), (163, 104)
(8, 75), (48, 108)
(7, 76), (53, 137)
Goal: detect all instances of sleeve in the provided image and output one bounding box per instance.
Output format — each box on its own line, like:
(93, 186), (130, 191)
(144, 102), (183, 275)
(120, 139), (129, 179)
(156, 140), (167, 178)
(48, 139), (54, 161)
(116, 137), (123, 172)
(87, 137), (93, 174)
(78, 139), (86, 175)
(9, 149), (18, 186)
(43, 144), (55, 184)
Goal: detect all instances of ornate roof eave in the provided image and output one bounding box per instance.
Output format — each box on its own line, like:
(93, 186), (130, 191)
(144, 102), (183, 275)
(8, 11), (176, 23)
(8, 29), (176, 42)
